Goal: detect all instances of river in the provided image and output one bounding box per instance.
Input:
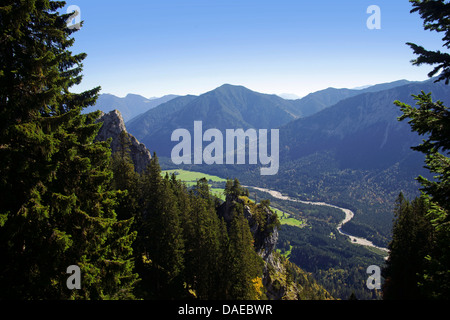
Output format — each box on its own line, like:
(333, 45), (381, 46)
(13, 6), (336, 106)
(248, 186), (389, 253)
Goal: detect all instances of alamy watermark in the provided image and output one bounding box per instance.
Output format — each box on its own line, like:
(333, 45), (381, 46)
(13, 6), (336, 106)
(366, 265), (381, 290)
(367, 5), (381, 30)
(171, 121), (279, 176)
(66, 265), (81, 290)
(66, 5), (81, 30)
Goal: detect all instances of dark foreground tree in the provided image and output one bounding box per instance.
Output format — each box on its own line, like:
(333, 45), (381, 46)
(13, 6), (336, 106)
(135, 155), (185, 299)
(226, 203), (265, 300)
(383, 194), (434, 299)
(385, 0), (450, 299)
(0, 0), (138, 299)
(407, 0), (450, 84)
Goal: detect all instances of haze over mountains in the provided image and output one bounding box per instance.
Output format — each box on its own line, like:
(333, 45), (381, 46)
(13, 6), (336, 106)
(87, 78), (437, 174)
(281, 79), (449, 171)
(84, 77), (450, 249)
(127, 84), (302, 157)
(120, 79), (415, 158)
(83, 93), (178, 122)
(87, 79), (414, 138)
(270, 79), (450, 244)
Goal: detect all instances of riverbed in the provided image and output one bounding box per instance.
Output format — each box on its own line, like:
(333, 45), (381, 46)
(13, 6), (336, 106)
(248, 186), (389, 253)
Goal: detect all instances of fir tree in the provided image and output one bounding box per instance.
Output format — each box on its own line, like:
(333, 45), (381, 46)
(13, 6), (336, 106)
(407, 0), (450, 84)
(224, 179), (234, 198)
(226, 203), (264, 300)
(389, 0), (450, 299)
(0, 0), (138, 299)
(382, 194), (434, 299)
(110, 131), (140, 221)
(137, 155), (185, 299)
(185, 179), (224, 299)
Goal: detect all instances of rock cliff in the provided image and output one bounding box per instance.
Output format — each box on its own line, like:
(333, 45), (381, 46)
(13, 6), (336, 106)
(218, 194), (279, 258)
(96, 110), (151, 173)
(218, 194), (332, 300)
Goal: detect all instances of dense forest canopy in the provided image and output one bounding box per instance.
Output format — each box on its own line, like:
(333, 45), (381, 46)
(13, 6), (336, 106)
(0, 0), (274, 300)
(383, 0), (450, 300)
(0, 0), (449, 302)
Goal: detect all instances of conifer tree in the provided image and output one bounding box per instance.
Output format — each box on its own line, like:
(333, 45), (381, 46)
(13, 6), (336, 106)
(226, 203), (264, 300)
(184, 179), (224, 299)
(137, 155), (185, 298)
(383, 194), (434, 299)
(224, 179), (234, 198)
(0, 0), (138, 299)
(390, 0), (450, 299)
(110, 131), (140, 221)
(216, 217), (233, 299)
(407, 0), (450, 84)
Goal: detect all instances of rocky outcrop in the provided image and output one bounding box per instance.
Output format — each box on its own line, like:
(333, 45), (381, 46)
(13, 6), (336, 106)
(217, 194), (279, 263)
(217, 193), (333, 300)
(217, 194), (281, 295)
(245, 204), (279, 262)
(264, 252), (333, 300)
(96, 110), (151, 173)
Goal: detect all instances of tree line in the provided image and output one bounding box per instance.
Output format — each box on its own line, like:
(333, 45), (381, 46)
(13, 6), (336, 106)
(112, 138), (266, 300)
(0, 0), (265, 300)
(382, 0), (450, 300)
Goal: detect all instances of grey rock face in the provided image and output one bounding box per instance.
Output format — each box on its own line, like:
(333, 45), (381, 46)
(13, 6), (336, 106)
(217, 194), (284, 299)
(96, 110), (151, 173)
(218, 194), (279, 263)
(243, 204), (279, 261)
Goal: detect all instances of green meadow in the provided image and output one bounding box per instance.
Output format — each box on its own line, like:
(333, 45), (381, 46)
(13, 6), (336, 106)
(162, 169), (227, 200)
(162, 169), (305, 228)
(162, 169), (227, 185)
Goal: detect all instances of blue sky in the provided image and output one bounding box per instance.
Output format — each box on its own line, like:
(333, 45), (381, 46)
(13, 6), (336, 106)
(67, 0), (445, 98)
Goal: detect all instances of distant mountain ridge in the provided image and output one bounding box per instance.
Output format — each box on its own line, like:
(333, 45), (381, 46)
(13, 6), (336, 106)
(290, 79), (413, 117)
(83, 93), (179, 122)
(125, 79), (416, 157)
(88, 79), (414, 128)
(280, 79), (445, 171)
(127, 84), (305, 157)
(130, 77), (447, 248)
(96, 110), (152, 173)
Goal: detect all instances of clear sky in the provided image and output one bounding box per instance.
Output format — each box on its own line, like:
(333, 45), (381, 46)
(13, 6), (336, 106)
(67, 0), (445, 98)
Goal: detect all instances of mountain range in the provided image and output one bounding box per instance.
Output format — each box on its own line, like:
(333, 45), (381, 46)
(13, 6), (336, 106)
(89, 77), (450, 247)
(268, 79), (450, 246)
(123, 79), (414, 158)
(83, 93), (178, 122)
(88, 77), (450, 299)
(127, 84), (302, 157)
(280, 79), (449, 171)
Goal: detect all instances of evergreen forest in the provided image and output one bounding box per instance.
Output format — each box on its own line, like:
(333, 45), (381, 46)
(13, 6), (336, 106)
(0, 0), (449, 302)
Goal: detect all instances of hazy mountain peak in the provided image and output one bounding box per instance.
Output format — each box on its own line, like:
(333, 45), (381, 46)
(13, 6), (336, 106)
(213, 83), (253, 94)
(217, 83), (246, 89)
(125, 93), (149, 100)
(83, 93), (179, 122)
(278, 93), (302, 100)
(96, 110), (151, 173)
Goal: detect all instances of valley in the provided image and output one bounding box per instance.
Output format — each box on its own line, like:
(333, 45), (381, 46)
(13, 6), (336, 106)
(161, 169), (304, 227)
(163, 169), (389, 253)
(5, 0), (449, 303)
(248, 186), (389, 253)
(162, 168), (388, 300)
(92, 77), (450, 299)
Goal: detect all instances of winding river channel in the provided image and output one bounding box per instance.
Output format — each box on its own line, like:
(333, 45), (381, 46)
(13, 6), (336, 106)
(248, 186), (389, 253)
